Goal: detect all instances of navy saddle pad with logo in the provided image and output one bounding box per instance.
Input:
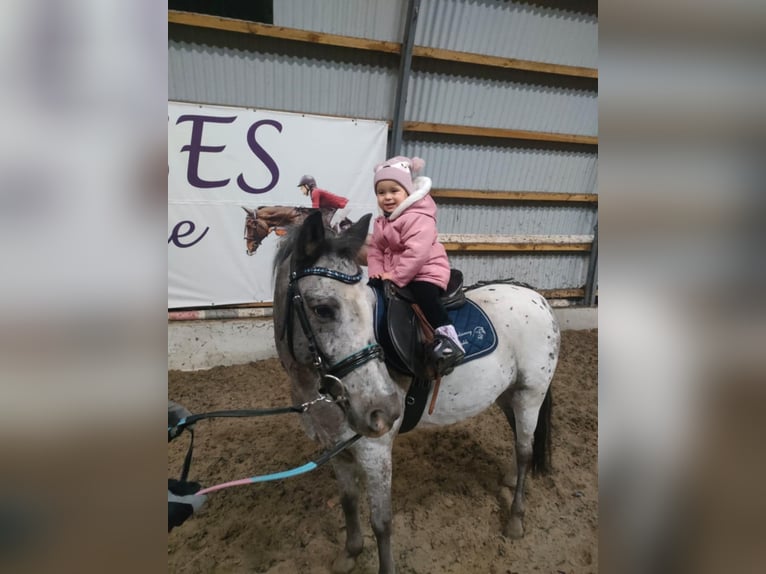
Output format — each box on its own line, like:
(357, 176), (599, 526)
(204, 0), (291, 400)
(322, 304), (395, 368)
(448, 298), (498, 361)
(374, 287), (498, 366)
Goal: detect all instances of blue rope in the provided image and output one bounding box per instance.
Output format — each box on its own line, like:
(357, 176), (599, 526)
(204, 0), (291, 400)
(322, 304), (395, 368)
(248, 462), (317, 483)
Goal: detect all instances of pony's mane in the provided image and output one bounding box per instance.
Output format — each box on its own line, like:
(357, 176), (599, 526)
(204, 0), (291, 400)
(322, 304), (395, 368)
(273, 224), (301, 271)
(273, 221), (361, 273)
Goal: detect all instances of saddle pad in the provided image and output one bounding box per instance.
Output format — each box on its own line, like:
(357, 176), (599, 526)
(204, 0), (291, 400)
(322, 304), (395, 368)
(448, 299), (498, 363)
(372, 287), (498, 434)
(373, 287), (498, 367)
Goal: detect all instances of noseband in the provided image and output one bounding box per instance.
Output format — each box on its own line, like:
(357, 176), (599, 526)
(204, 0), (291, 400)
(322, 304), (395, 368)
(284, 266), (384, 403)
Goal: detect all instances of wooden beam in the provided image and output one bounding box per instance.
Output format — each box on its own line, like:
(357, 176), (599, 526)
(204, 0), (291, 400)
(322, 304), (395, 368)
(540, 289), (586, 299)
(443, 242), (591, 253)
(412, 46), (597, 79)
(403, 122), (598, 145)
(168, 11), (598, 81)
(440, 233), (593, 253)
(168, 10), (401, 54)
(431, 189), (598, 203)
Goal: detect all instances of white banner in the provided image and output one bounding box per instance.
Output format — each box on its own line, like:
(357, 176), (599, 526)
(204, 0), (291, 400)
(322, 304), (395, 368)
(168, 102), (387, 308)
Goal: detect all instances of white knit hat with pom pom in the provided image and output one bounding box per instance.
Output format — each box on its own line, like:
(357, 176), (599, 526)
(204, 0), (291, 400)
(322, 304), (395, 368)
(373, 156), (425, 195)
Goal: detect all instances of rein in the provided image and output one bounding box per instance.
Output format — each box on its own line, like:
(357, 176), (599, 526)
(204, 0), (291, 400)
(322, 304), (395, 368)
(168, 395), (361, 495)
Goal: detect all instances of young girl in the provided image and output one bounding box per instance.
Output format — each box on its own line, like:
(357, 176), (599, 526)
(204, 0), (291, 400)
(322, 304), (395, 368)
(367, 156), (465, 375)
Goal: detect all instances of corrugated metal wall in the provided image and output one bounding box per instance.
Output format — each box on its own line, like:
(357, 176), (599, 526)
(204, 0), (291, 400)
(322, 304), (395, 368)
(274, 0), (407, 43)
(168, 0), (598, 301)
(169, 26), (397, 119)
(416, 0), (598, 68)
(274, 0), (598, 68)
(401, 137), (597, 193)
(450, 252), (590, 290)
(409, 63), (598, 135)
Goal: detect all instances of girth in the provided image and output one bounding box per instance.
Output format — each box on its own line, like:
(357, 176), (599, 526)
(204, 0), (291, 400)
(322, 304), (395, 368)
(372, 270), (467, 433)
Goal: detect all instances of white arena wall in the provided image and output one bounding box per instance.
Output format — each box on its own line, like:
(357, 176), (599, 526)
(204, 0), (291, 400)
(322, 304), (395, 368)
(168, 308), (596, 371)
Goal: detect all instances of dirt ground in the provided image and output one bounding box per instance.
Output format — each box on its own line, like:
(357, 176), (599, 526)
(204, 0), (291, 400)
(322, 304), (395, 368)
(168, 329), (597, 574)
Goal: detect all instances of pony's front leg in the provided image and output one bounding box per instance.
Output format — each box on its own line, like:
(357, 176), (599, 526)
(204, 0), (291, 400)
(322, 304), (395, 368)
(330, 451), (364, 574)
(358, 436), (396, 574)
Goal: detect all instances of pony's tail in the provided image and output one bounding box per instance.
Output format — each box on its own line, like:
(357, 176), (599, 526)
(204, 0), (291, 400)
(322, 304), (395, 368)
(532, 387), (553, 474)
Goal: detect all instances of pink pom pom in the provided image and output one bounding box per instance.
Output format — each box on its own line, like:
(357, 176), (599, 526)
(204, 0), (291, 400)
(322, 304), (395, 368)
(409, 157), (425, 174)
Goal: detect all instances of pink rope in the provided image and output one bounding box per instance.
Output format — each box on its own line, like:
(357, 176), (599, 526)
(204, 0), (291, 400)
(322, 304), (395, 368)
(196, 478), (252, 496)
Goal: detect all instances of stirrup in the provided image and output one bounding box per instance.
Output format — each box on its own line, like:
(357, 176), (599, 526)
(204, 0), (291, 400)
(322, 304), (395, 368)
(429, 336), (465, 376)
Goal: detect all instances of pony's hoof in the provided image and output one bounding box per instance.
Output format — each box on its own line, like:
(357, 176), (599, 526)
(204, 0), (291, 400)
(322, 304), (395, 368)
(503, 516), (524, 539)
(332, 554), (357, 574)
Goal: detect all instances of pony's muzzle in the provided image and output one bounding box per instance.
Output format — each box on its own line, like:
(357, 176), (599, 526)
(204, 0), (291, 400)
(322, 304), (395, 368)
(364, 394), (401, 437)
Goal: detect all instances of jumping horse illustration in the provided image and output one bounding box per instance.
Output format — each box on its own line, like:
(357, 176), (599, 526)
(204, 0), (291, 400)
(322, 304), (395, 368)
(242, 206), (350, 255)
(272, 211), (559, 574)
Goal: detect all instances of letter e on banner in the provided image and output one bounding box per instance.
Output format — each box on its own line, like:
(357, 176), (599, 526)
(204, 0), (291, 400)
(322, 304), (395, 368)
(169, 220), (210, 248)
(177, 114), (236, 189)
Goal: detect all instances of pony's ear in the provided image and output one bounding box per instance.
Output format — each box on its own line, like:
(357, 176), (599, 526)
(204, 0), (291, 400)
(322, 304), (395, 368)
(345, 213), (372, 257)
(294, 210), (326, 269)
(242, 206), (254, 215)
(341, 213), (372, 265)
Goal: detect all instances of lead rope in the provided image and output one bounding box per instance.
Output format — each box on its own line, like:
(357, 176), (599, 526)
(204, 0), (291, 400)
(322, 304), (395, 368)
(195, 434), (361, 496)
(169, 395), (338, 490)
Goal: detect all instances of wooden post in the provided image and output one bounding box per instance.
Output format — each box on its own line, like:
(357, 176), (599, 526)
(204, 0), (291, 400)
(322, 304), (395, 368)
(388, 0), (420, 157)
(583, 220), (598, 306)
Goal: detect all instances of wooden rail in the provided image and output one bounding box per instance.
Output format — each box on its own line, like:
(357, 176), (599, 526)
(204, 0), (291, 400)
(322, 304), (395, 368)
(412, 46), (597, 79)
(403, 122), (597, 146)
(440, 234), (593, 253)
(541, 289), (587, 299)
(168, 11), (401, 53)
(168, 11), (598, 80)
(443, 242), (591, 253)
(431, 189), (598, 203)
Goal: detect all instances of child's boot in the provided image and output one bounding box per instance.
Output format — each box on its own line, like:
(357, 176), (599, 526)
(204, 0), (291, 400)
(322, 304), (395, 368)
(430, 324), (465, 376)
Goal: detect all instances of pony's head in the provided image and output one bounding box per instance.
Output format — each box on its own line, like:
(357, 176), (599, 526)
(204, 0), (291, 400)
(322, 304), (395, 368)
(273, 211), (401, 437)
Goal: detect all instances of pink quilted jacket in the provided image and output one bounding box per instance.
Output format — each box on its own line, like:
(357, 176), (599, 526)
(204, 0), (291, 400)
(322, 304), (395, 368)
(367, 177), (451, 290)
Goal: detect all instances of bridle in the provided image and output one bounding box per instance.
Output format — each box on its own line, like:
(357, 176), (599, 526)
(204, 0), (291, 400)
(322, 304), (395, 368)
(283, 265), (384, 405)
(243, 214), (263, 254)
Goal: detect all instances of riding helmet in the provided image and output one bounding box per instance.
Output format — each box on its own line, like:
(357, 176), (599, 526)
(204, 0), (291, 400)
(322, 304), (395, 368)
(297, 175), (316, 189)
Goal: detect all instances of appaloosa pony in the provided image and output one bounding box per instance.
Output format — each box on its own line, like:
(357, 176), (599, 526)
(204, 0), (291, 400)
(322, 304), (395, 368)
(272, 212), (559, 574)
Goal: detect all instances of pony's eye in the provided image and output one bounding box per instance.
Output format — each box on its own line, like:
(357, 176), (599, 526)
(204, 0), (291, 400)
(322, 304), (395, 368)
(313, 305), (335, 320)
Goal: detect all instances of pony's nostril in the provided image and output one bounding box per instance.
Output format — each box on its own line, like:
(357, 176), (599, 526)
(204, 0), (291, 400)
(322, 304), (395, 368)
(368, 409), (389, 434)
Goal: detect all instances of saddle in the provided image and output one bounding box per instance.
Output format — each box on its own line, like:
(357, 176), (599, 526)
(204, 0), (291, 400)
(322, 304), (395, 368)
(373, 270), (499, 433)
(380, 270), (466, 381)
